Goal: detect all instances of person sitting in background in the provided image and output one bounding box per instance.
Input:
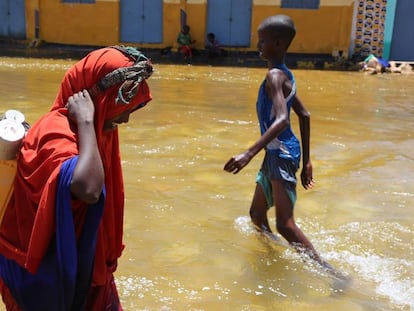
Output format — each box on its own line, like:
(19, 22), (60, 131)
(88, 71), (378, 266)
(359, 54), (390, 74)
(205, 33), (226, 58)
(359, 54), (414, 75)
(177, 25), (196, 62)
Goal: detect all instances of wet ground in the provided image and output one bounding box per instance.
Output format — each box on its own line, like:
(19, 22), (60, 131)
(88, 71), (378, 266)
(0, 56), (413, 311)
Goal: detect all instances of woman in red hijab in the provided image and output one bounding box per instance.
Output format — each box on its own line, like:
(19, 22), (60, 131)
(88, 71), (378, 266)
(0, 46), (153, 310)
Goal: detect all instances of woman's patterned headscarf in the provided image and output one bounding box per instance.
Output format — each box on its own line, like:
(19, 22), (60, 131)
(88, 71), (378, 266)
(88, 45), (153, 105)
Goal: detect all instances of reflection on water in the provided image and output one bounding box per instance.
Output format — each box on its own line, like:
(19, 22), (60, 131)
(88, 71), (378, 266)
(0, 57), (413, 311)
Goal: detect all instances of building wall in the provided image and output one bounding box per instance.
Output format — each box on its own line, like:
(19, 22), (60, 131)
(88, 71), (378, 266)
(39, 0), (119, 46)
(387, 0), (414, 61)
(25, 0), (182, 47)
(253, 1), (354, 54)
(25, 0), (38, 40)
(351, 0), (387, 59)
(164, 1), (183, 48)
(24, 0), (355, 55)
(174, 0), (355, 54)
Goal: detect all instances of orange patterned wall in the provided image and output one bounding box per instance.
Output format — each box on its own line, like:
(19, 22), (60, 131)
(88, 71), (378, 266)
(353, 0), (387, 57)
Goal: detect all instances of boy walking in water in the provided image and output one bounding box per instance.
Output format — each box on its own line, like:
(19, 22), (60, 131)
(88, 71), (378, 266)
(224, 15), (344, 278)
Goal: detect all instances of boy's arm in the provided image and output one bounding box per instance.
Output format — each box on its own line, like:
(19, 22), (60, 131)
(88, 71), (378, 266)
(292, 95), (314, 189)
(224, 69), (289, 174)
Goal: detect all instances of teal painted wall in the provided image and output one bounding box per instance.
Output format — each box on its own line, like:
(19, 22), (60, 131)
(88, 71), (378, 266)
(383, 0), (396, 60)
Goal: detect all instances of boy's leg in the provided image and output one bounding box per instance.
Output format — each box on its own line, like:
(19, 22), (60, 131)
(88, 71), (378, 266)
(249, 183), (272, 233)
(272, 180), (350, 281)
(271, 179), (321, 260)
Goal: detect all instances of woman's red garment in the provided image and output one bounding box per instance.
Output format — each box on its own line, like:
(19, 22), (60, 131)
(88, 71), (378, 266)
(0, 47), (152, 308)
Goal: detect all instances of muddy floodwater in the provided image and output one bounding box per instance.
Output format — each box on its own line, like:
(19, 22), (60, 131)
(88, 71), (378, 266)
(0, 56), (413, 311)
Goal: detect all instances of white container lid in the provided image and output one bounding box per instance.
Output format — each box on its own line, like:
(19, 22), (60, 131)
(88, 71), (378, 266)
(5, 110), (25, 124)
(0, 119), (25, 143)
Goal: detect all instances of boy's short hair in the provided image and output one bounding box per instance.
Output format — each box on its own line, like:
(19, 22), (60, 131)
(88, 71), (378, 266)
(259, 15), (296, 47)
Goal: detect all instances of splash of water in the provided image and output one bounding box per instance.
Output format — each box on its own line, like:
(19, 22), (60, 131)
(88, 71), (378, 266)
(233, 215), (414, 309)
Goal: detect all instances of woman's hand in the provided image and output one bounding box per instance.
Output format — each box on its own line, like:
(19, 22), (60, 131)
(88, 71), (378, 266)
(66, 90), (95, 125)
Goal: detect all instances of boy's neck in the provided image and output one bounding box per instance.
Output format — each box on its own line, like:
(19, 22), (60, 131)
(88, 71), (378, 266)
(268, 56), (286, 69)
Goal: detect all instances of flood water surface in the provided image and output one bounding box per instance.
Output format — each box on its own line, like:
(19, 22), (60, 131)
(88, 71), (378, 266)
(0, 57), (413, 311)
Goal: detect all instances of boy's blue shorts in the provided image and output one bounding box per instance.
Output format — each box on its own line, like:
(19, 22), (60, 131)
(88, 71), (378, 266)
(256, 152), (297, 209)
